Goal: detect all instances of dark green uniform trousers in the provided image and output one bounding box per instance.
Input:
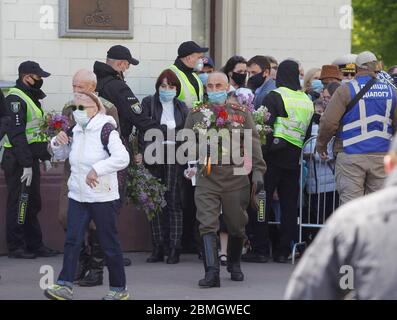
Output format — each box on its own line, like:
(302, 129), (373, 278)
(195, 183), (250, 237)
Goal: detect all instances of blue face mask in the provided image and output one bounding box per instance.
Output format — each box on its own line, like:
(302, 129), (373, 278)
(159, 89), (177, 103)
(198, 73), (209, 86)
(311, 79), (324, 93)
(208, 91), (228, 105)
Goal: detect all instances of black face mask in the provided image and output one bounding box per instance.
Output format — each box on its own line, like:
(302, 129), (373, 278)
(248, 72), (266, 90)
(231, 72), (247, 87)
(313, 113), (322, 125)
(31, 78), (43, 90)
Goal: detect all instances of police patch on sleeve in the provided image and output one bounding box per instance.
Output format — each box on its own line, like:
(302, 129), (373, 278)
(11, 102), (21, 113)
(127, 96), (142, 115)
(131, 102), (142, 115)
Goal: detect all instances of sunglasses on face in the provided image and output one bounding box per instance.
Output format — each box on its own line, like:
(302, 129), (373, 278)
(343, 72), (356, 77)
(71, 105), (88, 111)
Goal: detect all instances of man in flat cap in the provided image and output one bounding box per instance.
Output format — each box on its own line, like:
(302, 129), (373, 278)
(1, 61), (59, 259)
(169, 41), (209, 109)
(317, 51), (397, 205)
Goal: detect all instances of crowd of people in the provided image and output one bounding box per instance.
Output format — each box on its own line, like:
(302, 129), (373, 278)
(0, 39), (397, 300)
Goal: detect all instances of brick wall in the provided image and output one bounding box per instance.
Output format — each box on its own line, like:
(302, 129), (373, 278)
(237, 0), (352, 70)
(0, 0), (192, 109)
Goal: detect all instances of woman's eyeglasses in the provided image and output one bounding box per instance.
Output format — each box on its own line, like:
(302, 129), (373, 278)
(71, 105), (87, 111)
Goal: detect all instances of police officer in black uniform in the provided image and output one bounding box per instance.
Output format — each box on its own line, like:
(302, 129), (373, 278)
(1, 61), (59, 259)
(94, 45), (167, 141)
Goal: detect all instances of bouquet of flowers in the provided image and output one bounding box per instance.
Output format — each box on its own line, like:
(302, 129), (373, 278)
(39, 111), (70, 140)
(192, 103), (246, 134)
(192, 103), (247, 176)
(235, 90), (255, 113)
(126, 137), (167, 221)
(252, 106), (272, 145)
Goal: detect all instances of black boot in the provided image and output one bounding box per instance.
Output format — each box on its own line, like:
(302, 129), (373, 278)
(74, 243), (90, 282)
(79, 230), (104, 287)
(198, 233), (220, 288)
(146, 245), (164, 263)
(227, 236), (245, 282)
(166, 247), (180, 264)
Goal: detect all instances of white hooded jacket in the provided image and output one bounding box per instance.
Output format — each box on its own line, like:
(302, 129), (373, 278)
(51, 113), (130, 203)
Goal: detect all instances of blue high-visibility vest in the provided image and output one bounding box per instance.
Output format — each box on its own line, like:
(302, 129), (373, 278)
(339, 75), (396, 154)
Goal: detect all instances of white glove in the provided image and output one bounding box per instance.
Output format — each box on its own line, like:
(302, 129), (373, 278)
(43, 160), (52, 172)
(21, 167), (33, 186)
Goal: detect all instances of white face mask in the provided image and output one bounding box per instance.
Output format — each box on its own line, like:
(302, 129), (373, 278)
(194, 58), (204, 72)
(342, 79), (352, 84)
(73, 110), (90, 128)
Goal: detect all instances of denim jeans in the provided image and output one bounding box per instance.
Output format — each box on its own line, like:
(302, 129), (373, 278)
(58, 199), (126, 290)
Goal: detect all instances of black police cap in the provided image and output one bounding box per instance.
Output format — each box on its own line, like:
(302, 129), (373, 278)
(178, 41), (209, 58)
(107, 45), (139, 66)
(18, 61), (51, 78)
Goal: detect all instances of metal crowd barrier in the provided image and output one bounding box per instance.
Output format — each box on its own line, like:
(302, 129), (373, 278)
(291, 136), (340, 264)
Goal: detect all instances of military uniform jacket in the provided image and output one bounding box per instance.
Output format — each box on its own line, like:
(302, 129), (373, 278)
(184, 99), (266, 192)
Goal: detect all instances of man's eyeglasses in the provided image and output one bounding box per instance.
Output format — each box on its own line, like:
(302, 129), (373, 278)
(343, 72), (356, 78)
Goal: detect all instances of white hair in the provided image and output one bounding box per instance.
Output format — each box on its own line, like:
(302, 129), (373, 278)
(73, 69), (97, 86)
(208, 71), (229, 85)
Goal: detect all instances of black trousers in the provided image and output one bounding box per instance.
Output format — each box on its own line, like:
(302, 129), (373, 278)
(249, 163), (300, 257)
(2, 149), (43, 252)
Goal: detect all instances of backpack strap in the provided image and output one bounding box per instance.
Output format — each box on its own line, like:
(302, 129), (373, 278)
(101, 122), (117, 156)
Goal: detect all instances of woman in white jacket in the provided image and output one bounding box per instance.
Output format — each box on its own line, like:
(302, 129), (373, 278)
(44, 92), (130, 301)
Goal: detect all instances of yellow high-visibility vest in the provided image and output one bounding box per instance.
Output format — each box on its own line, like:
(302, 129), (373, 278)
(169, 64), (204, 109)
(3, 87), (48, 148)
(272, 87), (314, 149)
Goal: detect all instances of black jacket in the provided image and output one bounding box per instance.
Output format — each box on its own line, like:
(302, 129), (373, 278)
(263, 60), (313, 170)
(0, 89), (6, 140)
(2, 80), (50, 168)
(0, 89), (4, 115)
(94, 61), (166, 140)
(138, 94), (189, 158)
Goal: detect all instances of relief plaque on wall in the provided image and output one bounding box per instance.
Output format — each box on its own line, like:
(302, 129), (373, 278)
(59, 0), (133, 39)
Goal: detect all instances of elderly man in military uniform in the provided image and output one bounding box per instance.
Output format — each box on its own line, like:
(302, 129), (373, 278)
(184, 72), (267, 288)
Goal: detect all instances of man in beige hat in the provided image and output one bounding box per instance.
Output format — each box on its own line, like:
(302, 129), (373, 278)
(317, 51), (397, 205)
